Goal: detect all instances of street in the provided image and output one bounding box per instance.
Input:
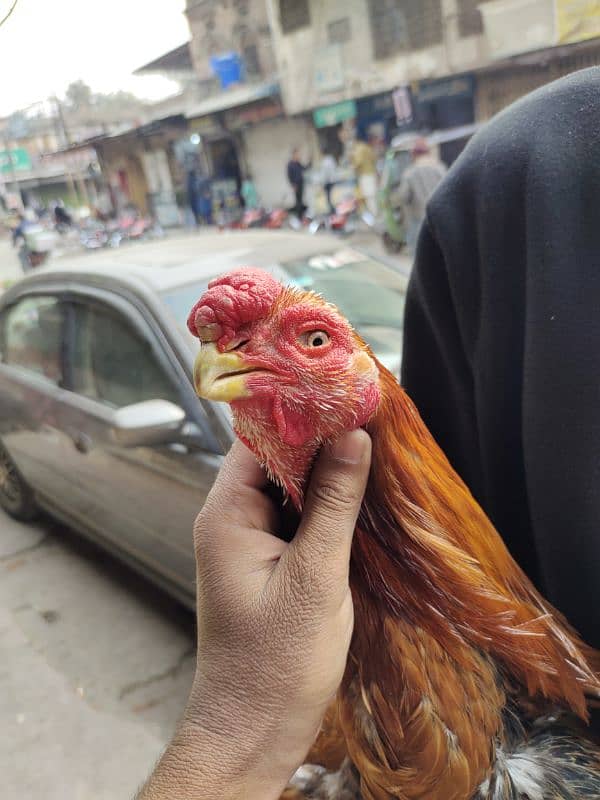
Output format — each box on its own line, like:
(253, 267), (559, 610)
(0, 507), (196, 800)
(0, 224), (408, 799)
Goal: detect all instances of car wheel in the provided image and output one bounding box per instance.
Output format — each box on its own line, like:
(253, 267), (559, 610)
(0, 444), (37, 521)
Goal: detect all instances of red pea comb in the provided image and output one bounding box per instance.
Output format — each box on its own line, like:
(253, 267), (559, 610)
(186, 268), (283, 345)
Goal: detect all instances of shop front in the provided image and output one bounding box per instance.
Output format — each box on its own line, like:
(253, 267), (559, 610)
(226, 98), (317, 209)
(355, 92), (400, 144)
(415, 76), (475, 127)
(174, 113), (242, 222)
(312, 99), (357, 159)
(184, 83), (285, 218)
(414, 75), (476, 163)
(84, 116), (187, 223)
(476, 37), (600, 121)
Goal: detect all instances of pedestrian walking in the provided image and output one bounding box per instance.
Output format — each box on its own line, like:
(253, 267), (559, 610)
(399, 138), (447, 255)
(349, 136), (378, 217)
(321, 148), (337, 213)
(241, 174), (259, 210)
(187, 168), (212, 225)
(287, 147), (311, 219)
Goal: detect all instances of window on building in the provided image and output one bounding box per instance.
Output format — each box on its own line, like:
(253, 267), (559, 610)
(279, 0), (310, 34)
(368, 0), (443, 59)
(406, 0), (443, 49)
(457, 0), (483, 36)
(328, 17), (352, 44)
(243, 43), (260, 76)
(369, 0), (408, 58)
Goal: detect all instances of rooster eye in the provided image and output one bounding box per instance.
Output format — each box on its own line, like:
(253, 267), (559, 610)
(304, 330), (330, 348)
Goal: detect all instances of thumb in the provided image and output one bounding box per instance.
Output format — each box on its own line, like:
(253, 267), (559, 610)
(287, 430), (371, 586)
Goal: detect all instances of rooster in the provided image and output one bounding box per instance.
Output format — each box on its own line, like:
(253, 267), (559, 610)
(188, 268), (600, 800)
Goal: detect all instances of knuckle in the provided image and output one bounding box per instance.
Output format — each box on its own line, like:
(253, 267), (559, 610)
(287, 556), (320, 603)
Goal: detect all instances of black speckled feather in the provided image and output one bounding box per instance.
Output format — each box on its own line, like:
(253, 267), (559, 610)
(286, 714), (600, 799)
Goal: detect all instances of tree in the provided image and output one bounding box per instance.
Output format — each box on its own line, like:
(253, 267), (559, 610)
(65, 80), (93, 111)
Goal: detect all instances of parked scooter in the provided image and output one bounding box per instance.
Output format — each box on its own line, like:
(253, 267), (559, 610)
(17, 225), (58, 272)
(79, 213), (163, 250)
(263, 207), (288, 229)
(308, 195), (376, 236)
(224, 206), (289, 231)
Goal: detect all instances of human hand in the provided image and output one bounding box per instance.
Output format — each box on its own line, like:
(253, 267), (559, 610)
(138, 429), (371, 800)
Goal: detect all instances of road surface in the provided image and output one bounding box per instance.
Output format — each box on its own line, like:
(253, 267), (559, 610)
(0, 508), (196, 800)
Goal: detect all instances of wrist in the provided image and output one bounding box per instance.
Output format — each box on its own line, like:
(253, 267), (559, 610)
(140, 718), (290, 800)
(182, 671), (316, 791)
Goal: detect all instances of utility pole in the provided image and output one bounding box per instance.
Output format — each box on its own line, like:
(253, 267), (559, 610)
(53, 95), (90, 209)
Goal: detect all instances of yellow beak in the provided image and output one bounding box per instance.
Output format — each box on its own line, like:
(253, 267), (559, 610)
(193, 342), (252, 402)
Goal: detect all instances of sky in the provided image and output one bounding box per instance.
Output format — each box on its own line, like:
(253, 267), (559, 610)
(0, 0), (190, 117)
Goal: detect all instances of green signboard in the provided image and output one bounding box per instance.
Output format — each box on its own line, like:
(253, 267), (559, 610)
(313, 100), (357, 129)
(0, 148), (32, 174)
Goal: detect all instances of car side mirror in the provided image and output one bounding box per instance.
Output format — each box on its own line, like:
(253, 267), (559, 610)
(111, 399), (186, 448)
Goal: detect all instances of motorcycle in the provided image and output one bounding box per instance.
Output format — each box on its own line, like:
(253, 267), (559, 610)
(17, 225), (58, 272)
(222, 206), (289, 231)
(308, 195), (375, 236)
(79, 214), (163, 251)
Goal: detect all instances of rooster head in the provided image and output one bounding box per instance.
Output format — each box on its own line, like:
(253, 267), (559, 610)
(188, 268), (381, 506)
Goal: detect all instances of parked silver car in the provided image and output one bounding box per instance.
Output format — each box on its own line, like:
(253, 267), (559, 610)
(0, 232), (407, 607)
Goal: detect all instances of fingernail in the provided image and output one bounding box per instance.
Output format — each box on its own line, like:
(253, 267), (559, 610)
(330, 430), (368, 464)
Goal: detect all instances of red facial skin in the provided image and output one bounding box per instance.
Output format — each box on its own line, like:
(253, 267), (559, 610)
(188, 269), (381, 507)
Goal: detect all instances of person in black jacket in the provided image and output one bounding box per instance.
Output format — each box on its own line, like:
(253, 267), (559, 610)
(287, 147), (310, 218)
(401, 67), (600, 649)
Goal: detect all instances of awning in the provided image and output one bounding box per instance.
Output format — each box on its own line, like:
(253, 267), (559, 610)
(185, 81), (280, 119)
(134, 43), (193, 75)
(51, 114), (188, 154)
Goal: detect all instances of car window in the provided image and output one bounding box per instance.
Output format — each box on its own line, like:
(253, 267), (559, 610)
(161, 252), (407, 333)
(281, 251), (406, 330)
(1, 296), (64, 385)
(161, 281), (211, 337)
(70, 302), (181, 409)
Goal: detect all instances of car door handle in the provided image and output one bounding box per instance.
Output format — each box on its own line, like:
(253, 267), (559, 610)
(72, 432), (93, 454)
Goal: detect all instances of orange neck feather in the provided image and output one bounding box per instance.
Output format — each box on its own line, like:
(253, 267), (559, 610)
(354, 364), (598, 719)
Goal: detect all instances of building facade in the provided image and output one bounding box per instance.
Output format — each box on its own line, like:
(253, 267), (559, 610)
(0, 109), (102, 211)
(185, 0), (277, 87)
(175, 0), (318, 209)
(265, 0), (600, 134)
(476, 1), (600, 120)
(54, 1), (600, 220)
(266, 0), (491, 114)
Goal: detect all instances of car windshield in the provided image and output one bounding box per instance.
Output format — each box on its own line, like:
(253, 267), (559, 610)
(161, 249), (407, 345)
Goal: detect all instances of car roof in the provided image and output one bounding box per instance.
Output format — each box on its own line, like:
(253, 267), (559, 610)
(17, 230), (360, 295)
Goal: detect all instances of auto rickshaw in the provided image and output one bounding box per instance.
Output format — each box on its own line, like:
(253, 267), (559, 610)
(378, 123), (480, 254)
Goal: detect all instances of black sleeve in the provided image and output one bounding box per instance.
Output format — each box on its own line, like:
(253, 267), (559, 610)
(401, 218), (484, 501)
(401, 68), (600, 647)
